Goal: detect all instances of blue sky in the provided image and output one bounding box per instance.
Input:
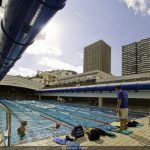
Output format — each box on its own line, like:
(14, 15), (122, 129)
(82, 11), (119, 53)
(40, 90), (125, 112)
(1, 0), (149, 76)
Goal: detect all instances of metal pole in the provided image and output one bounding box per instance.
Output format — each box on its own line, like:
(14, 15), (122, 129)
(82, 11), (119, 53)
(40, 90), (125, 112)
(7, 112), (11, 147)
(0, 103), (11, 146)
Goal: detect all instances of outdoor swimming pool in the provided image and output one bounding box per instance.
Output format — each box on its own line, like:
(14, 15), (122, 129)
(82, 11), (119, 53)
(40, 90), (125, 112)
(0, 100), (148, 145)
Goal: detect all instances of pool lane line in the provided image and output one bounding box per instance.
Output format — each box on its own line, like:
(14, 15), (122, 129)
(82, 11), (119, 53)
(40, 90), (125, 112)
(38, 100), (149, 117)
(57, 105), (148, 118)
(25, 102), (103, 128)
(68, 112), (110, 124)
(23, 100), (148, 118)
(55, 107), (118, 120)
(39, 115), (72, 129)
(18, 102), (74, 129)
(55, 101), (149, 117)
(23, 102), (114, 124)
(40, 106), (109, 125)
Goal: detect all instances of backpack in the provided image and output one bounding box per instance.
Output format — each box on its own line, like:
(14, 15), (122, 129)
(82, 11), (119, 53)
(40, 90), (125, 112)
(88, 128), (100, 141)
(71, 125), (84, 138)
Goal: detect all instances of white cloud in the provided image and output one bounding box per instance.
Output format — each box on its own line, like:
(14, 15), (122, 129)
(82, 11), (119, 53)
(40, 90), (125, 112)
(8, 67), (36, 77)
(120, 0), (150, 15)
(26, 40), (62, 56)
(38, 57), (83, 73)
(26, 20), (62, 56)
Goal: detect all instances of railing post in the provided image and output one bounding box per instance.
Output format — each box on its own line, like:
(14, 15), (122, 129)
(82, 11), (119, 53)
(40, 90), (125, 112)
(0, 103), (11, 146)
(8, 112), (11, 147)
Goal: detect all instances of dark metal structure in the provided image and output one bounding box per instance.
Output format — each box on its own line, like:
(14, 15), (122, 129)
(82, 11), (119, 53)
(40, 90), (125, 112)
(0, 0), (67, 80)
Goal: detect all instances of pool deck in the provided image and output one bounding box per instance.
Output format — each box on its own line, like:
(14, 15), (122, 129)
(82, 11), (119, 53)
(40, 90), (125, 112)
(7, 116), (149, 149)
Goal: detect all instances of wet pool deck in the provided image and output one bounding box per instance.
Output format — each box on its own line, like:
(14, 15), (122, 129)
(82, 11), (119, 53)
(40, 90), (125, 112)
(8, 116), (149, 149)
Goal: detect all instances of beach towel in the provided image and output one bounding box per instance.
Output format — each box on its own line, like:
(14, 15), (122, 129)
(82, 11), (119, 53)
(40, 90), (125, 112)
(97, 125), (116, 137)
(109, 128), (133, 135)
(53, 138), (67, 145)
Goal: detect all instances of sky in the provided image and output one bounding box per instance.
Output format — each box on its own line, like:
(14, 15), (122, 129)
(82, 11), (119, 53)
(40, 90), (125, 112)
(0, 0), (150, 77)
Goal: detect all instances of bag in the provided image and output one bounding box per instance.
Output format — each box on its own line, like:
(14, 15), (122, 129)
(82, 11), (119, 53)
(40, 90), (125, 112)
(127, 121), (137, 127)
(88, 128), (100, 141)
(71, 125), (84, 138)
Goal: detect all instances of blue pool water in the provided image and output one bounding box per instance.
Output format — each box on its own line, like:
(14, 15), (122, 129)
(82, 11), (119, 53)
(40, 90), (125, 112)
(0, 100), (148, 145)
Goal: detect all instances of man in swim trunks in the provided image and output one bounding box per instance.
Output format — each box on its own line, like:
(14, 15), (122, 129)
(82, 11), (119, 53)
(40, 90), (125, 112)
(115, 85), (128, 132)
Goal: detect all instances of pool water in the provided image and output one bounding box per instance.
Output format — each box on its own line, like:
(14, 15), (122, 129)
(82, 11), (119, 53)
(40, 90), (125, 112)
(0, 100), (148, 145)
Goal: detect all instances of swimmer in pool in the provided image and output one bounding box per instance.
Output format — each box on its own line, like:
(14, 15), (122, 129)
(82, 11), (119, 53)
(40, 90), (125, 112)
(17, 121), (27, 140)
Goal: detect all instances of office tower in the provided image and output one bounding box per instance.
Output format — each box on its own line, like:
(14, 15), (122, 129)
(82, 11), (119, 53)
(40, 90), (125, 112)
(122, 38), (150, 75)
(84, 40), (111, 74)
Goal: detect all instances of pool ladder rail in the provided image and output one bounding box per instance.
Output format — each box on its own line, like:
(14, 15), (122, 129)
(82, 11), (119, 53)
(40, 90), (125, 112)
(0, 102), (11, 146)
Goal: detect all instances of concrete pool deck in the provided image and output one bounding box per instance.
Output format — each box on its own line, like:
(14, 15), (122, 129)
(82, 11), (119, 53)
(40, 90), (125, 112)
(7, 116), (149, 149)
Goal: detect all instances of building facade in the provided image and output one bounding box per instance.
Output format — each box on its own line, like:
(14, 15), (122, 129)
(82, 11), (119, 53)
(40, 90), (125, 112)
(84, 40), (111, 74)
(138, 38), (150, 73)
(122, 42), (138, 75)
(44, 70), (112, 88)
(122, 38), (150, 75)
(30, 70), (77, 84)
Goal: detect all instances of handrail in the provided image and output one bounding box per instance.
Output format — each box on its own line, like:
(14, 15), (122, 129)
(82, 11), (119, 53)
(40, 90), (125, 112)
(0, 102), (11, 147)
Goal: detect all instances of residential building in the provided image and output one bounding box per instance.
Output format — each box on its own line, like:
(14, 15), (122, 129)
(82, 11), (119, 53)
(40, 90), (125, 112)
(122, 37), (150, 75)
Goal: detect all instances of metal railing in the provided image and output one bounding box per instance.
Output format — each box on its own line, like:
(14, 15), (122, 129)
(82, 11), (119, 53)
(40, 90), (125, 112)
(0, 102), (11, 146)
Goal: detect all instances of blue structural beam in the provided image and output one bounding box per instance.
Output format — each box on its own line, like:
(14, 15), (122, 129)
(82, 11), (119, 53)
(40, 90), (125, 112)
(0, 0), (67, 80)
(37, 82), (150, 94)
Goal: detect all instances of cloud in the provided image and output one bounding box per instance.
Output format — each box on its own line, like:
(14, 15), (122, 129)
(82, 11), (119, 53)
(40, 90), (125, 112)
(73, 11), (87, 20)
(25, 20), (62, 56)
(26, 40), (62, 56)
(8, 67), (36, 77)
(38, 57), (83, 73)
(120, 0), (150, 15)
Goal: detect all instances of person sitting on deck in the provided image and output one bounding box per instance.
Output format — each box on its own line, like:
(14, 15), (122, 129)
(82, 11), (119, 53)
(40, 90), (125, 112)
(17, 121), (27, 140)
